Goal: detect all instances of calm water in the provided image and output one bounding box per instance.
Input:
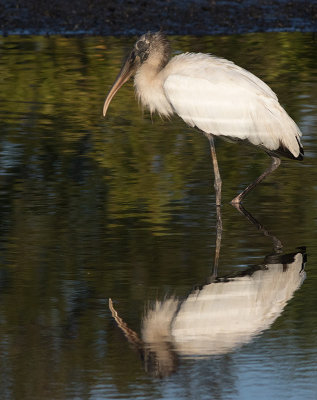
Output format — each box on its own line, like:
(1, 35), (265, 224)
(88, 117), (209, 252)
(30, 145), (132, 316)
(0, 33), (316, 400)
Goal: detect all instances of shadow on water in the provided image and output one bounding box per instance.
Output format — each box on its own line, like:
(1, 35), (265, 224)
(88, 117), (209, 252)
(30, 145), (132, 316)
(109, 206), (307, 378)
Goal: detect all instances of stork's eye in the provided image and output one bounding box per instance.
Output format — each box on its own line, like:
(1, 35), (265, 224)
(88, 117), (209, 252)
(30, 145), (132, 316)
(135, 40), (147, 52)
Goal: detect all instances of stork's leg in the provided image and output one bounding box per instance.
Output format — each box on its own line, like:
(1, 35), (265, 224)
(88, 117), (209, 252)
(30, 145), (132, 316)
(210, 205), (223, 280)
(233, 203), (283, 252)
(208, 136), (222, 206)
(231, 156), (281, 204)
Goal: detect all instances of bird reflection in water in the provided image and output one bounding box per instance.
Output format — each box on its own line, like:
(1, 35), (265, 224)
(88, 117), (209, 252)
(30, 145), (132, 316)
(109, 207), (306, 378)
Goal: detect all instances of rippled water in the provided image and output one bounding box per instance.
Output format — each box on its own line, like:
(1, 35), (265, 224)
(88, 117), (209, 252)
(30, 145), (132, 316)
(0, 33), (316, 400)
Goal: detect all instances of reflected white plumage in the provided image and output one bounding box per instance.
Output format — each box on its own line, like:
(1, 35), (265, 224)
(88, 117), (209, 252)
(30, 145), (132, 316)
(142, 251), (306, 357)
(103, 32), (304, 204)
(109, 248), (306, 377)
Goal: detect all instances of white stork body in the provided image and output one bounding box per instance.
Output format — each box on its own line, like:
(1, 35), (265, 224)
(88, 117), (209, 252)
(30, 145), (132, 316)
(103, 32), (303, 204)
(135, 53), (302, 158)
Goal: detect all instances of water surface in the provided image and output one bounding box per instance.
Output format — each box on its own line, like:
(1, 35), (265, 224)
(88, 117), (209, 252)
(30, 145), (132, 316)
(0, 32), (316, 400)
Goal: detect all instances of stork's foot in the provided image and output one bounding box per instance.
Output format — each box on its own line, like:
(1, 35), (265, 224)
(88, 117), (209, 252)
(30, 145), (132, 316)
(230, 199), (245, 215)
(230, 195), (243, 205)
(230, 156), (281, 206)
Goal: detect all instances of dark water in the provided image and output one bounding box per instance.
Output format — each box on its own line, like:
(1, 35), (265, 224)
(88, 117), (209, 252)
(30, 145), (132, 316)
(0, 33), (316, 399)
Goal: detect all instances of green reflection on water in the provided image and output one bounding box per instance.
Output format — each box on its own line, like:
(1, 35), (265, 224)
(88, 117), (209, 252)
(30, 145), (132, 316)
(0, 32), (316, 399)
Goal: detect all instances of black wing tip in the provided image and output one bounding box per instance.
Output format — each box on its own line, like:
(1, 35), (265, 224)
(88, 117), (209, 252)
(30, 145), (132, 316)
(273, 139), (304, 161)
(296, 138), (304, 160)
(264, 247), (306, 265)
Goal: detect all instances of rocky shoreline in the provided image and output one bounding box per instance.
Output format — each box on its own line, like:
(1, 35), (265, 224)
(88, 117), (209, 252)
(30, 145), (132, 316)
(1, 0), (316, 36)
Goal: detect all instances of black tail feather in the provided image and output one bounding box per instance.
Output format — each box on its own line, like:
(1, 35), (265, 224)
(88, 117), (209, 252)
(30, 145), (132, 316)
(271, 138), (304, 160)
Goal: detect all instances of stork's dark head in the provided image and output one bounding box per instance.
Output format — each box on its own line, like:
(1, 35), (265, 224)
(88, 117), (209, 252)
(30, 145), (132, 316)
(133, 32), (171, 67)
(103, 32), (170, 117)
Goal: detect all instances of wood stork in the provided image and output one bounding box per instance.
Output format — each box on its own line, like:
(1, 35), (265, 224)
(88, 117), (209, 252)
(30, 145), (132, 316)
(103, 32), (304, 205)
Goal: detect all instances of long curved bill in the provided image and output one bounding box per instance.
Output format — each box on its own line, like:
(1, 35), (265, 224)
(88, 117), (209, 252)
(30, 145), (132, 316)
(103, 52), (137, 117)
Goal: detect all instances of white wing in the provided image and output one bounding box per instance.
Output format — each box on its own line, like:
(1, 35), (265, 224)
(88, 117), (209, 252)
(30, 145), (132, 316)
(162, 53), (302, 157)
